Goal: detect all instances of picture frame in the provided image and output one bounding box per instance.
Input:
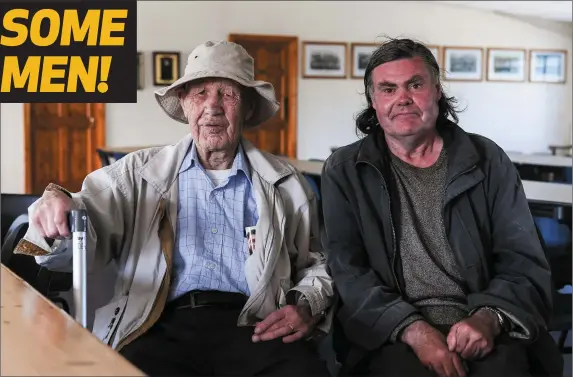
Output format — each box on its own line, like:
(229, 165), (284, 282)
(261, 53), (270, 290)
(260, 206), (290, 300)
(486, 48), (526, 82)
(137, 52), (144, 90)
(529, 49), (567, 83)
(350, 43), (378, 79)
(443, 46), (483, 81)
(153, 51), (180, 86)
(427, 45), (441, 67)
(302, 41), (347, 79)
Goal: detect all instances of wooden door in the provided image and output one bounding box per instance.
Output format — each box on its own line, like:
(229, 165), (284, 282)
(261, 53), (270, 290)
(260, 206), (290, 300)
(228, 34), (297, 158)
(24, 103), (105, 195)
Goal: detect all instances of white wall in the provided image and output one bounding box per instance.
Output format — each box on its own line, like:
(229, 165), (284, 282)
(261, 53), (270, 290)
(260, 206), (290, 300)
(2, 1), (572, 193)
(1, 103), (25, 193)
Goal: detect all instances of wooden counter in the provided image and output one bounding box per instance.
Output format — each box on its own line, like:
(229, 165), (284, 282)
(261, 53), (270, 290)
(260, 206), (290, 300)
(1, 265), (145, 376)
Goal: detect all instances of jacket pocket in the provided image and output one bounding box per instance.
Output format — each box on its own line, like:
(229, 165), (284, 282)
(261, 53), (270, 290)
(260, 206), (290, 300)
(92, 295), (129, 345)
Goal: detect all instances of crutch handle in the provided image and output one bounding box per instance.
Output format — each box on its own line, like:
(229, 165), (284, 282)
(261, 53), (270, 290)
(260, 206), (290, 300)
(68, 209), (88, 328)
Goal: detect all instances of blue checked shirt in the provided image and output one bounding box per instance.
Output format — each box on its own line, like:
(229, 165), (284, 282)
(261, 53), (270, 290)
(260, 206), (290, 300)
(168, 142), (258, 300)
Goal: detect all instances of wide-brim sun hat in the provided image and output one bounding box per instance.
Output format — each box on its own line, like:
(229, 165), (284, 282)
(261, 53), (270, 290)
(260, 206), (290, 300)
(154, 40), (280, 129)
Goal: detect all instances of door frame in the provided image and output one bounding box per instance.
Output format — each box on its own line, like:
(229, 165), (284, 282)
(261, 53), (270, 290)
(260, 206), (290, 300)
(228, 33), (298, 158)
(23, 103), (106, 194)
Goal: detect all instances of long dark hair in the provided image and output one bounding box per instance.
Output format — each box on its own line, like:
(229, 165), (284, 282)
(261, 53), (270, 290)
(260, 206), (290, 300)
(355, 36), (463, 136)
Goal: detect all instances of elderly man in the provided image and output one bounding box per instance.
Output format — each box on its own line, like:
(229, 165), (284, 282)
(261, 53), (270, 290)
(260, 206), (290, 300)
(321, 38), (561, 377)
(15, 40), (334, 377)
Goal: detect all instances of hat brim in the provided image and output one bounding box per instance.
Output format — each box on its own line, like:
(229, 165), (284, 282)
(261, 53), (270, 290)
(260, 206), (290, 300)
(154, 71), (280, 129)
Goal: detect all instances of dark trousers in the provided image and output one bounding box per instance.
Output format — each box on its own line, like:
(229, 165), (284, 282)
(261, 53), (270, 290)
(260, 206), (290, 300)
(119, 300), (330, 376)
(344, 328), (532, 377)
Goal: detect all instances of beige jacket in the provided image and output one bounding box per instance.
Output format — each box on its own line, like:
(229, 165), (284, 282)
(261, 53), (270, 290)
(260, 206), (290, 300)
(14, 134), (335, 351)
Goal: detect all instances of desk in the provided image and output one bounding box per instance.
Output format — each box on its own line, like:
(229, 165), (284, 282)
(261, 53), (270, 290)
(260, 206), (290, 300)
(1, 265), (145, 376)
(506, 152), (572, 168)
(522, 180), (572, 206)
(98, 145), (161, 155)
(284, 158), (323, 176)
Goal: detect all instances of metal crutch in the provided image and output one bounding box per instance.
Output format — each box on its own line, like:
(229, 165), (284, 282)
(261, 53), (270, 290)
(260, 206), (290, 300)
(68, 209), (88, 328)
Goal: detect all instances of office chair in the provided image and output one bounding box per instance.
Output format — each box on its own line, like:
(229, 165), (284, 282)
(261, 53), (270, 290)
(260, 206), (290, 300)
(1, 193), (41, 244)
(535, 223), (572, 353)
(1, 194), (72, 314)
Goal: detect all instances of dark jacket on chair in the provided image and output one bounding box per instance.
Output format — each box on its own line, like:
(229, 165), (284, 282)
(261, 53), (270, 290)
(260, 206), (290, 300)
(321, 120), (562, 376)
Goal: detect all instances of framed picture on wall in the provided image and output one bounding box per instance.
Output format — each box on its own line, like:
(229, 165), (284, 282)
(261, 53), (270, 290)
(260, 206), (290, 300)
(350, 43), (378, 79)
(302, 41), (347, 79)
(486, 48), (526, 82)
(137, 52), (144, 90)
(529, 49), (567, 83)
(427, 45), (441, 67)
(153, 51), (180, 86)
(443, 46), (483, 81)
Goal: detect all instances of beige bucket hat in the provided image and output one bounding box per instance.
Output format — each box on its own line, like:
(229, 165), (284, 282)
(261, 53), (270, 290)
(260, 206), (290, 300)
(154, 40), (280, 128)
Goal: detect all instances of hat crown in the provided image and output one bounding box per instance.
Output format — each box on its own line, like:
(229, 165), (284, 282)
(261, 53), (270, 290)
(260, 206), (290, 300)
(184, 40), (254, 82)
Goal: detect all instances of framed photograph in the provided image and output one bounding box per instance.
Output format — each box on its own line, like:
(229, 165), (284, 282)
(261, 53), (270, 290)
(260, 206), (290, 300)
(350, 43), (378, 79)
(153, 51), (180, 86)
(302, 41), (347, 79)
(529, 49), (567, 83)
(427, 45), (441, 67)
(137, 52), (144, 90)
(443, 46), (483, 81)
(486, 48), (526, 82)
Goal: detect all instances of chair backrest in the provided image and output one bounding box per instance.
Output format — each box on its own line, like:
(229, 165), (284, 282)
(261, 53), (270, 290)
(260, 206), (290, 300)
(1, 193), (41, 244)
(96, 149), (111, 167)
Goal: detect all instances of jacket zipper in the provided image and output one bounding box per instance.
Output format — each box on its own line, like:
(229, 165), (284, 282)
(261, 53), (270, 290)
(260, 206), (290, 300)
(116, 270), (167, 351)
(116, 202), (173, 352)
(441, 165), (477, 220)
(363, 162), (402, 295)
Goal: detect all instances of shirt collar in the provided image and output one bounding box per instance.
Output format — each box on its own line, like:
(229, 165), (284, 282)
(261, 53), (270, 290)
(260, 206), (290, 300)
(179, 141), (252, 184)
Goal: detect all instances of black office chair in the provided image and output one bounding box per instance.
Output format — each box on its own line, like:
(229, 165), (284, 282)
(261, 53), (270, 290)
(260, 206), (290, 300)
(1, 193), (42, 244)
(1, 194), (72, 314)
(535, 223), (572, 353)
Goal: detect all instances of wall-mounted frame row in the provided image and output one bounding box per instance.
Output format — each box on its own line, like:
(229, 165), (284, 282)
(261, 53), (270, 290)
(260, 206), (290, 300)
(301, 41), (568, 84)
(442, 46), (567, 83)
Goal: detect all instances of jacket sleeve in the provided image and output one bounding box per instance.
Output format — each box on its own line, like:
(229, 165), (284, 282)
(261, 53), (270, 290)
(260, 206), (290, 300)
(13, 163), (135, 275)
(321, 162), (420, 350)
(287, 177), (335, 321)
(467, 149), (553, 341)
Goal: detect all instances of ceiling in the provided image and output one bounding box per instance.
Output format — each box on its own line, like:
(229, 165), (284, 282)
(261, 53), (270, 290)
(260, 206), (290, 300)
(435, 1), (572, 22)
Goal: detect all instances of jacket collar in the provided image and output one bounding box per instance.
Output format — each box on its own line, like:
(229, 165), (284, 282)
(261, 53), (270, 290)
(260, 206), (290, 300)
(356, 119), (481, 183)
(139, 133), (292, 195)
(179, 140), (253, 186)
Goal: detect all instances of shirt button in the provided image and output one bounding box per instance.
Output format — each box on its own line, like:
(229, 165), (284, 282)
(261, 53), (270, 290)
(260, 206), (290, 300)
(207, 263), (216, 269)
(211, 228), (217, 234)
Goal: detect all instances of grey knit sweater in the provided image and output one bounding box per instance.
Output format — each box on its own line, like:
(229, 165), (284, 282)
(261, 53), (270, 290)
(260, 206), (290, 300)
(388, 148), (469, 342)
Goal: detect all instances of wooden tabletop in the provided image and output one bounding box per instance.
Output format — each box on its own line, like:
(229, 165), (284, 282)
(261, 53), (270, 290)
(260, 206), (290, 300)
(1, 265), (145, 376)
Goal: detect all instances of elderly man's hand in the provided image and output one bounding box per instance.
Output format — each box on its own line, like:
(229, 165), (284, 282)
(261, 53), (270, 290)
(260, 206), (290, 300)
(447, 309), (501, 360)
(252, 304), (320, 343)
(32, 188), (74, 241)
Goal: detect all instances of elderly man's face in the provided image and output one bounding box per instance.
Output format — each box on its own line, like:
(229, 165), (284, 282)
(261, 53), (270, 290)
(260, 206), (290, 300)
(179, 78), (251, 153)
(370, 57), (441, 138)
